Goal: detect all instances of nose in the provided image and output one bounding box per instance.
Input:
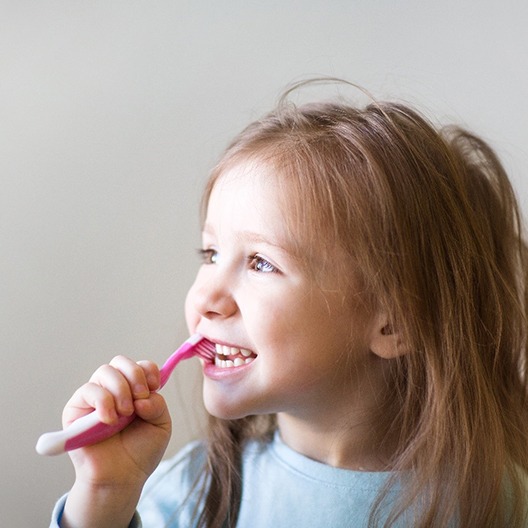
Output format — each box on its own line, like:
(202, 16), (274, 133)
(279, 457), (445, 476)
(187, 269), (238, 321)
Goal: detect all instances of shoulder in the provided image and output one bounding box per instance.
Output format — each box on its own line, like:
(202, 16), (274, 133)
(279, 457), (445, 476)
(142, 440), (208, 498)
(138, 440), (208, 526)
(147, 440), (208, 489)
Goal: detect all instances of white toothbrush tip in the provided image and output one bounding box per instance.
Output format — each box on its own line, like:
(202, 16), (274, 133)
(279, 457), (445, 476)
(35, 432), (66, 456)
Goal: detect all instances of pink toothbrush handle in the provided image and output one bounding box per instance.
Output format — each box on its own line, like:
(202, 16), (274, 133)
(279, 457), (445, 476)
(64, 413), (135, 451)
(35, 410), (135, 456)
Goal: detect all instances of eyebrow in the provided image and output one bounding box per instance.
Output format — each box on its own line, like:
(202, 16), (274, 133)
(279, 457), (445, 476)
(202, 224), (294, 255)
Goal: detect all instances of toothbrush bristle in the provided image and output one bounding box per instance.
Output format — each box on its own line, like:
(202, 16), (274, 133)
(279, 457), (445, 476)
(194, 337), (216, 360)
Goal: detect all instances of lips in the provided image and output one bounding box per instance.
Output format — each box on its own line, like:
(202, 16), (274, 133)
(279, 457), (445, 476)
(214, 343), (257, 368)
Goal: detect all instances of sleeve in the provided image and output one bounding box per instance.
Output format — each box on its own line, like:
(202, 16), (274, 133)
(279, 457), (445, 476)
(49, 494), (67, 528)
(48, 441), (206, 528)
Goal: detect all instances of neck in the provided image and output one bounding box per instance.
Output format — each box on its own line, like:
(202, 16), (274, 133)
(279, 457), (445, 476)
(277, 414), (397, 472)
(276, 367), (401, 471)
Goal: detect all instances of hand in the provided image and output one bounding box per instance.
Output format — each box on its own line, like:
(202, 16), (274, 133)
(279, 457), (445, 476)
(61, 356), (172, 527)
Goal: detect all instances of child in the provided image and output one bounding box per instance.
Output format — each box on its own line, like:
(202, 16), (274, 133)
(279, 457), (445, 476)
(50, 83), (528, 527)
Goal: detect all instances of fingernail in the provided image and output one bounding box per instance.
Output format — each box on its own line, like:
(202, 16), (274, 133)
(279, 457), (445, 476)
(147, 373), (158, 388)
(121, 398), (134, 414)
(108, 408), (118, 423)
(134, 384), (149, 397)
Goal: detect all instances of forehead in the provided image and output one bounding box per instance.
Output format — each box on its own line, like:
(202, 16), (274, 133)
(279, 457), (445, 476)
(209, 160), (278, 203)
(206, 161), (289, 241)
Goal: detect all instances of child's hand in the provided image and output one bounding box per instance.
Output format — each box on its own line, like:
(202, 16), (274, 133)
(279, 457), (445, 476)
(61, 356), (172, 528)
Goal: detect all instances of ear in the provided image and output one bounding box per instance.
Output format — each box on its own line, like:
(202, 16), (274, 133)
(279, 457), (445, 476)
(369, 314), (409, 359)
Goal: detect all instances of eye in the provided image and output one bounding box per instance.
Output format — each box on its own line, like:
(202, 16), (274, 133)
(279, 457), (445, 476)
(198, 248), (218, 265)
(248, 255), (279, 273)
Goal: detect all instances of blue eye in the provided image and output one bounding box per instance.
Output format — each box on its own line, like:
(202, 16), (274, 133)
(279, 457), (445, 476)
(198, 248), (218, 265)
(249, 255), (278, 273)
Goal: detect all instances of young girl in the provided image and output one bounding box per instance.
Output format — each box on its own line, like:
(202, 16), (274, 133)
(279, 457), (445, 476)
(51, 84), (528, 527)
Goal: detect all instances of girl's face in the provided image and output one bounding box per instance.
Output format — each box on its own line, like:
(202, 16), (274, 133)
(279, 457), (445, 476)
(185, 161), (384, 424)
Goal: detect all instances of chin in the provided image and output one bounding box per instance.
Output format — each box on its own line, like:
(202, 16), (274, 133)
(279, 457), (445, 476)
(203, 393), (250, 421)
(205, 405), (250, 421)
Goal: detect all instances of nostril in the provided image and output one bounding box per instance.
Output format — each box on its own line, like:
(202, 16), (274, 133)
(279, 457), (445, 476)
(193, 287), (237, 319)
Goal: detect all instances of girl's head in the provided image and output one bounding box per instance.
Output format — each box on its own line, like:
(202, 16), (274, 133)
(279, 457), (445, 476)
(198, 97), (526, 396)
(186, 92), (528, 527)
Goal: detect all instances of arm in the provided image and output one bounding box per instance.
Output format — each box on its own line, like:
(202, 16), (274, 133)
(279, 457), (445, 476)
(58, 357), (172, 528)
(61, 481), (141, 528)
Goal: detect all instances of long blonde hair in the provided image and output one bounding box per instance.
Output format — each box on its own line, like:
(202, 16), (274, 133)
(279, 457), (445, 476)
(195, 90), (528, 527)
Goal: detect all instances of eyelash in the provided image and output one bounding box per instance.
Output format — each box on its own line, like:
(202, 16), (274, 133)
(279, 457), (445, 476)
(248, 255), (279, 274)
(197, 249), (279, 273)
(198, 248), (218, 265)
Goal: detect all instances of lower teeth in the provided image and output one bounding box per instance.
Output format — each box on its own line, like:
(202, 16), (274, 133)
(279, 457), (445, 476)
(215, 357), (254, 368)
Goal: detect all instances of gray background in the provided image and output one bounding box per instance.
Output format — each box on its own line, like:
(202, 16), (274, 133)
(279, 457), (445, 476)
(2, 2), (527, 525)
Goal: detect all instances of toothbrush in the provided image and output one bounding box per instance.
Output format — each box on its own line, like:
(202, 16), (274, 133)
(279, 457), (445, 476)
(36, 334), (215, 456)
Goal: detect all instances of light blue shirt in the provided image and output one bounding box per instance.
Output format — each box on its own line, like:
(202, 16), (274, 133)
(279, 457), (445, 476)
(50, 433), (447, 527)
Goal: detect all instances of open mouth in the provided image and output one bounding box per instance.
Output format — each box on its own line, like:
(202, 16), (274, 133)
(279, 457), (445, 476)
(214, 343), (257, 369)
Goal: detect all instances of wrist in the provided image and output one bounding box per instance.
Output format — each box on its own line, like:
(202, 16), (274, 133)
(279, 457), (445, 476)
(60, 479), (144, 528)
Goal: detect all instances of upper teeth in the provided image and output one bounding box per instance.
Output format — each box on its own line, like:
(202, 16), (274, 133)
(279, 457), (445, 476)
(214, 343), (255, 368)
(215, 344), (253, 357)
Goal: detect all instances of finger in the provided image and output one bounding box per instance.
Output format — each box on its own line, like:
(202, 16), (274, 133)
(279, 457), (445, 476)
(133, 392), (171, 430)
(106, 355), (152, 399)
(63, 382), (120, 427)
(136, 360), (161, 392)
(88, 363), (136, 417)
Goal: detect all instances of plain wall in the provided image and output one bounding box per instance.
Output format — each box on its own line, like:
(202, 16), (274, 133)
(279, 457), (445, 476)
(2, 1), (527, 525)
